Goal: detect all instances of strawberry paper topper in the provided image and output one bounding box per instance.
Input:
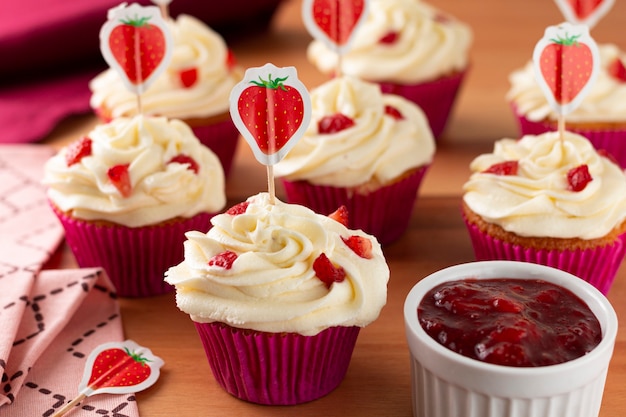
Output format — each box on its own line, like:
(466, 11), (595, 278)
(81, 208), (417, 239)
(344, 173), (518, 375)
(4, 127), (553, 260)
(554, 0), (614, 29)
(99, 3), (173, 96)
(52, 340), (163, 417)
(532, 22), (600, 117)
(229, 63), (312, 166)
(302, 0), (369, 55)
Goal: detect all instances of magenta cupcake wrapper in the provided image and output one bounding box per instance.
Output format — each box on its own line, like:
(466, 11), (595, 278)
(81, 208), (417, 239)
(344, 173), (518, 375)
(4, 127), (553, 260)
(53, 208), (214, 297)
(193, 322), (360, 405)
(512, 107), (626, 169)
(377, 70), (467, 139)
(281, 166), (429, 246)
(190, 119), (240, 177)
(463, 217), (626, 295)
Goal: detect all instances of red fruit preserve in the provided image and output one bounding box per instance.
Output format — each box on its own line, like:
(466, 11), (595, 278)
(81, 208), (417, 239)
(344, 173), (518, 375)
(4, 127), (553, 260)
(417, 278), (602, 367)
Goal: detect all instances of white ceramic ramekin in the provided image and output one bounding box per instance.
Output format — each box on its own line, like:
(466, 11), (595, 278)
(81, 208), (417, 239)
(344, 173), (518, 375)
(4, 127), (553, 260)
(404, 261), (618, 417)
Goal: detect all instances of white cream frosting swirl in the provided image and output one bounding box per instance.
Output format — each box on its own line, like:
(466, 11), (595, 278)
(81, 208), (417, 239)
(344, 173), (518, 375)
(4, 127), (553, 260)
(44, 116), (226, 227)
(463, 131), (626, 239)
(165, 193), (389, 336)
(89, 14), (242, 119)
(307, 0), (472, 84)
(273, 76), (435, 188)
(507, 43), (626, 123)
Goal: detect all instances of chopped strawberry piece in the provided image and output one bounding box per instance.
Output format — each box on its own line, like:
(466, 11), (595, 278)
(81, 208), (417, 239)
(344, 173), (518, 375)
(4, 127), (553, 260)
(384, 105), (404, 120)
(179, 67), (198, 88)
(208, 251), (238, 269)
(482, 160), (519, 176)
(65, 136), (92, 166)
(168, 154), (199, 174)
(328, 205), (349, 227)
(318, 113), (355, 134)
(342, 235), (373, 259)
(379, 31), (399, 44)
(313, 253), (346, 288)
(226, 201), (249, 215)
(567, 164), (593, 192)
(226, 49), (237, 71)
(107, 164), (132, 197)
(608, 57), (626, 83)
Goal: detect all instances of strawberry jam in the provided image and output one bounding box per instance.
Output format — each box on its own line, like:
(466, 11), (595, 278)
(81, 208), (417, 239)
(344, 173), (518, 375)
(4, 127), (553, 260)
(418, 278), (602, 367)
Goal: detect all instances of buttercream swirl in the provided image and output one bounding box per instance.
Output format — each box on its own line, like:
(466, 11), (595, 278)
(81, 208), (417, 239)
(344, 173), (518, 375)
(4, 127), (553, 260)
(165, 193), (389, 336)
(463, 131), (626, 239)
(273, 76), (435, 188)
(307, 0), (472, 84)
(89, 14), (242, 119)
(44, 116), (226, 227)
(507, 43), (626, 123)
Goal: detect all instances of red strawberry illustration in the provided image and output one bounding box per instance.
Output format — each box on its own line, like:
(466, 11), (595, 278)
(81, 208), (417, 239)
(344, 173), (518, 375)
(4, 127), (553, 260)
(555, 0), (614, 28)
(107, 164), (132, 197)
(230, 64), (311, 165)
(65, 136), (92, 167)
(533, 23), (599, 115)
(100, 4), (173, 94)
(302, 0), (369, 53)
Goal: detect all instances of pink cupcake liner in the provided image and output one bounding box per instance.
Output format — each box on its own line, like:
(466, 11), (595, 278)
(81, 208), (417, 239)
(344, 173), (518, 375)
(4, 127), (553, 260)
(512, 106), (626, 169)
(193, 322), (360, 405)
(52, 206), (214, 297)
(281, 166), (429, 245)
(377, 70), (467, 139)
(190, 119), (240, 177)
(463, 216), (626, 295)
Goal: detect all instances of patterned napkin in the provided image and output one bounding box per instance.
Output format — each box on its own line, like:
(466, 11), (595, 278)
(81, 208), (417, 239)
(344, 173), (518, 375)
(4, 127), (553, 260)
(0, 145), (139, 416)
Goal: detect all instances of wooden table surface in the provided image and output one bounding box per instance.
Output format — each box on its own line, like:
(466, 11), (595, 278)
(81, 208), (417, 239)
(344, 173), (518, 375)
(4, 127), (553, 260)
(41, 0), (626, 415)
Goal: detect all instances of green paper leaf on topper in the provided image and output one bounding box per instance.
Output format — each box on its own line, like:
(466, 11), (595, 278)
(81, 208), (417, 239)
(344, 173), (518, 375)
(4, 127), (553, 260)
(532, 22), (600, 116)
(52, 340), (163, 417)
(99, 3), (173, 95)
(302, 0), (369, 54)
(229, 63), (312, 166)
(554, 0), (614, 29)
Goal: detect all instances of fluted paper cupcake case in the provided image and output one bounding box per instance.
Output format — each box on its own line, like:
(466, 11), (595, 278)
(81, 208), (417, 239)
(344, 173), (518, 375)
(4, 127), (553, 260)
(193, 322), (360, 405)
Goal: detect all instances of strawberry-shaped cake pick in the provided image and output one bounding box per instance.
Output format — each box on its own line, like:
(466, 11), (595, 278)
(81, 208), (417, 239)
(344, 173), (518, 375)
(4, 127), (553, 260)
(533, 22), (600, 137)
(229, 63), (311, 203)
(302, 0), (369, 75)
(99, 3), (173, 111)
(554, 0), (614, 29)
(52, 340), (164, 417)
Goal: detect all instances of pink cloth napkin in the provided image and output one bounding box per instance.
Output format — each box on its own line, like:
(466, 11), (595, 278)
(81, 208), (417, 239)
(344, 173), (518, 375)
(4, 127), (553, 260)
(0, 145), (140, 416)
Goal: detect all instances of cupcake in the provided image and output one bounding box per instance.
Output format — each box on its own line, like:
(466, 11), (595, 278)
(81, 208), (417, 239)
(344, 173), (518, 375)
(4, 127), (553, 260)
(508, 43), (626, 168)
(306, 0), (472, 138)
(273, 76), (435, 245)
(165, 192), (389, 405)
(89, 14), (243, 176)
(461, 130), (626, 294)
(404, 260), (617, 417)
(43, 115), (226, 297)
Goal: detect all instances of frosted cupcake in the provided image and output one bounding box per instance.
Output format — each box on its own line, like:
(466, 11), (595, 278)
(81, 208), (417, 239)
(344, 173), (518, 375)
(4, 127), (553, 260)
(508, 43), (626, 168)
(274, 76), (435, 245)
(307, 0), (472, 138)
(44, 115), (226, 297)
(90, 14), (243, 175)
(165, 192), (389, 405)
(462, 130), (626, 294)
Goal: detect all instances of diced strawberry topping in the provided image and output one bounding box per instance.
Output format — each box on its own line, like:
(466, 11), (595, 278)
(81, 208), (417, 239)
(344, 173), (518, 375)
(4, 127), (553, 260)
(567, 164), (593, 192)
(342, 235), (373, 259)
(379, 31), (399, 44)
(313, 253), (346, 288)
(107, 164), (132, 198)
(65, 136), (92, 166)
(608, 57), (626, 83)
(168, 154), (199, 174)
(384, 105), (404, 120)
(226, 49), (237, 71)
(226, 201), (249, 215)
(208, 250), (238, 269)
(179, 67), (198, 88)
(318, 113), (355, 134)
(482, 160), (519, 176)
(328, 205), (349, 227)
